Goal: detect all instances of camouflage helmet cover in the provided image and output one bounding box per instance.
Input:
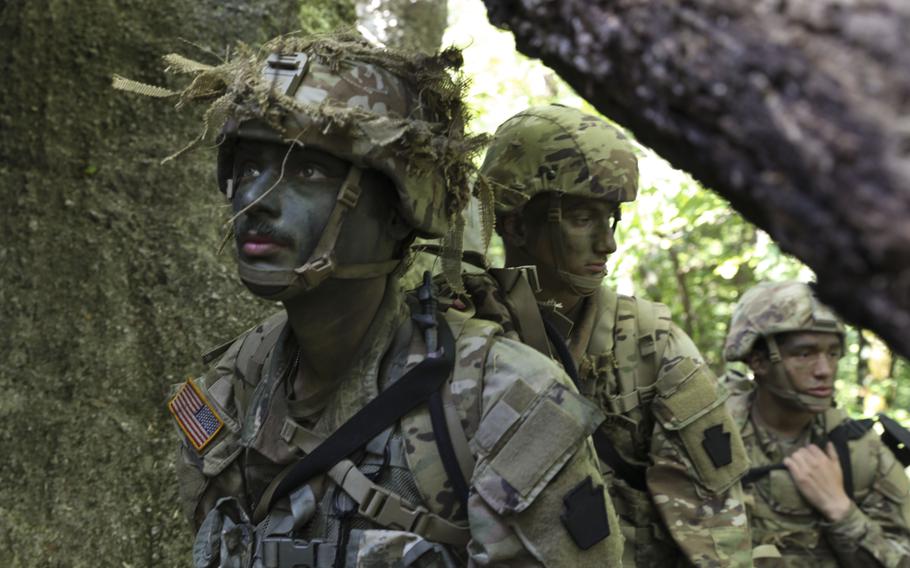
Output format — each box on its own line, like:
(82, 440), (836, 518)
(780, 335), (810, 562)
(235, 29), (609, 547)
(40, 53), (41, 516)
(479, 104), (639, 215)
(724, 281), (845, 362)
(115, 32), (485, 239)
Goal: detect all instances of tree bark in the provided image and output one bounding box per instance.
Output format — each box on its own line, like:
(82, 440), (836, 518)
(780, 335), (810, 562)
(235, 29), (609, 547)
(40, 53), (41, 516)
(481, 0), (910, 358)
(0, 1), (351, 566)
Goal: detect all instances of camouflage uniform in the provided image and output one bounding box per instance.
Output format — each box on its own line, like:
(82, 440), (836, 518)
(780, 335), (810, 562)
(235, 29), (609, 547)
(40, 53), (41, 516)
(724, 281), (910, 566)
(474, 105), (752, 566)
(125, 35), (623, 566)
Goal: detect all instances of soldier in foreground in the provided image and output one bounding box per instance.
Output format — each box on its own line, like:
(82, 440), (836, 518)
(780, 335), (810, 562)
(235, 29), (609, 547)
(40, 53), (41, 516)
(120, 34), (621, 566)
(467, 104), (751, 566)
(724, 281), (910, 566)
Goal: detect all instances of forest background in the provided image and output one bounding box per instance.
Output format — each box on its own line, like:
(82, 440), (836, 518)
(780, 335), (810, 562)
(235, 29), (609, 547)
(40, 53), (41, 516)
(0, 0), (905, 566)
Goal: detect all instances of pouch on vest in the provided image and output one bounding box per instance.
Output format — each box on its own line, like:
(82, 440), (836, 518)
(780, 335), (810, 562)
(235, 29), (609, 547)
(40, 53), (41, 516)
(344, 529), (460, 568)
(652, 358), (747, 494)
(471, 378), (604, 514)
(193, 496), (255, 568)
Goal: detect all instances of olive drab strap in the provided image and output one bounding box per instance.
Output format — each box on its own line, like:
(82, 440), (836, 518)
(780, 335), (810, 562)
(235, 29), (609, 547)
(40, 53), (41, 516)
(269, 419), (470, 547)
(488, 267), (552, 358)
(607, 296), (671, 415)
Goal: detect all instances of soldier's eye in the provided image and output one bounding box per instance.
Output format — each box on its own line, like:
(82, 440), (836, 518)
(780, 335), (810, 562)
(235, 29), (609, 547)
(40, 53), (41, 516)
(238, 162), (261, 179)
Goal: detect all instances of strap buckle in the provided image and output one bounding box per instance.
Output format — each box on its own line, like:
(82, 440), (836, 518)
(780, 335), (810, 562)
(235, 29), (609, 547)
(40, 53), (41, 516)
(359, 485), (428, 533)
(295, 254), (335, 289)
(262, 537), (326, 568)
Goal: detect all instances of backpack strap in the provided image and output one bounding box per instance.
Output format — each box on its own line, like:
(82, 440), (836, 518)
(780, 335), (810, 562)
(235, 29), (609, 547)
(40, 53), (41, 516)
(488, 266), (552, 358)
(262, 315), (456, 513)
(825, 409), (874, 500)
(607, 296), (671, 414)
(260, 419), (470, 547)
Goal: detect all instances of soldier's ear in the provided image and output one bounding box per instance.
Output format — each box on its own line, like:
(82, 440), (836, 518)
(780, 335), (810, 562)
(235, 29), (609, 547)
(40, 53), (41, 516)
(498, 212), (528, 247)
(747, 351), (770, 376)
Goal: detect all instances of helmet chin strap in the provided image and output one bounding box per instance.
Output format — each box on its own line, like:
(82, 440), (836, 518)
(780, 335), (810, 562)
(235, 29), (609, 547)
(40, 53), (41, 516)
(237, 165), (401, 301)
(762, 335), (833, 412)
(547, 193), (604, 298)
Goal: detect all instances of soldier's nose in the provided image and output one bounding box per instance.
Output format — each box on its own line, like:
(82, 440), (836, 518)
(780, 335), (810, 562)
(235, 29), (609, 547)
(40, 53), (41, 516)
(235, 174), (281, 217)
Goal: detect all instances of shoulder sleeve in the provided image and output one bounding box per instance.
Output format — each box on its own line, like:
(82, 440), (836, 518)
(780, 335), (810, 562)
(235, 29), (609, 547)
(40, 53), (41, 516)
(647, 325), (753, 565)
(467, 337), (624, 566)
(170, 333), (249, 529)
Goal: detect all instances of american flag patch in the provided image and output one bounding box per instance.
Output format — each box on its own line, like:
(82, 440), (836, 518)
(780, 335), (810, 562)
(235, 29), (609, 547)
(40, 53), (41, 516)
(168, 379), (224, 452)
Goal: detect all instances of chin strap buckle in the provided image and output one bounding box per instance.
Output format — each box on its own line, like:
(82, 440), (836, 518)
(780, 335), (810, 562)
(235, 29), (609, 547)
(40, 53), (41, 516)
(295, 254), (335, 289)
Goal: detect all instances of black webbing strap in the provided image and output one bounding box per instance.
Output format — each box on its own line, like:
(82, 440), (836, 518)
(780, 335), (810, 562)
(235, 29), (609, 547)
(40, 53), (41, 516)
(266, 317), (457, 510)
(741, 463), (787, 486)
(827, 418), (872, 498)
(742, 419), (873, 497)
(428, 389), (471, 504)
(879, 414), (910, 467)
(541, 316), (648, 492)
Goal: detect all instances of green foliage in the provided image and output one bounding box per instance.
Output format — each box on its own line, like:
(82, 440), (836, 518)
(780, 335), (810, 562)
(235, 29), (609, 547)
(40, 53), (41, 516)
(298, 0), (356, 35)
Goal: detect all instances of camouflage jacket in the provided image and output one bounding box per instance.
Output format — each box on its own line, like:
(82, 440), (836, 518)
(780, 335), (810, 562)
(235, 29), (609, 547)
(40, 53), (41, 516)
(725, 374), (910, 567)
(171, 287), (622, 567)
(460, 273), (752, 567)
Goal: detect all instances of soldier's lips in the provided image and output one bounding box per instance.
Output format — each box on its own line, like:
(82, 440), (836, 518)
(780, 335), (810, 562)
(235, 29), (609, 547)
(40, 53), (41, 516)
(806, 387), (833, 397)
(240, 236), (286, 257)
(584, 263), (607, 274)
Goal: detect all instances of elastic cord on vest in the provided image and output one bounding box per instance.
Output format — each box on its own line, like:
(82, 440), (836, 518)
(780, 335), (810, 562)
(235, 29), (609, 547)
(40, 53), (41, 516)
(237, 165), (401, 301)
(547, 193), (604, 297)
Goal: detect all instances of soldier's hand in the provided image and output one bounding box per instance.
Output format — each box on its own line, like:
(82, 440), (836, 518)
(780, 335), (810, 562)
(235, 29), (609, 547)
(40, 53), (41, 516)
(783, 442), (852, 522)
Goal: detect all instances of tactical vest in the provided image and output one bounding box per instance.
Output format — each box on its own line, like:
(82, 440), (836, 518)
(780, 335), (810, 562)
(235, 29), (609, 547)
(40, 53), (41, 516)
(183, 306), (496, 567)
(726, 381), (899, 564)
(177, 295), (621, 567)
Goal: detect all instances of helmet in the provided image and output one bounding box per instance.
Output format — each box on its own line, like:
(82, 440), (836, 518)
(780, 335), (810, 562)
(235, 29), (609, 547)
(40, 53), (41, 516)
(724, 281), (845, 411)
(479, 105), (638, 296)
(724, 281), (845, 362)
(116, 32), (483, 298)
(215, 37), (476, 239)
(480, 104), (638, 215)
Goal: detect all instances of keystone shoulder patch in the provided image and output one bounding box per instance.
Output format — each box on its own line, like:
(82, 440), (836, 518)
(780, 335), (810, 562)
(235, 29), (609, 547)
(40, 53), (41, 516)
(702, 424), (733, 468)
(168, 379), (224, 452)
(560, 476), (610, 550)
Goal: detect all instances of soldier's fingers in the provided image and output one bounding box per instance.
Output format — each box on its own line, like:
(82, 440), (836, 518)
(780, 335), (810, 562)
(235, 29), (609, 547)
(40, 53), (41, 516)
(783, 456), (805, 480)
(825, 442), (839, 462)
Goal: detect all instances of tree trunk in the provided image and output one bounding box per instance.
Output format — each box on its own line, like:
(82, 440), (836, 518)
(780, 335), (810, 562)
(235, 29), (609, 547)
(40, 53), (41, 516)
(0, 1), (351, 566)
(481, 0), (910, 358)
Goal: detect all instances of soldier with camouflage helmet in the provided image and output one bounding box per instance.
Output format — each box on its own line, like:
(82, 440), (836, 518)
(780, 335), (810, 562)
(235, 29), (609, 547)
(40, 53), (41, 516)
(458, 104), (753, 566)
(724, 280), (910, 566)
(117, 34), (623, 566)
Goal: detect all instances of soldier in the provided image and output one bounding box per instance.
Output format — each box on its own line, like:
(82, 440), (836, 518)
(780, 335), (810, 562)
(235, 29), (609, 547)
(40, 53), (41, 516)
(118, 34), (624, 567)
(724, 280), (910, 566)
(467, 104), (751, 566)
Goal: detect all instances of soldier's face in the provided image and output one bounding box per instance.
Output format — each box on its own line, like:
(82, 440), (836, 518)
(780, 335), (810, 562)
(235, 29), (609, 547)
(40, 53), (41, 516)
(522, 194), (619, 293)
(778, 332), (843, 394)
(230, 138), (403, 274)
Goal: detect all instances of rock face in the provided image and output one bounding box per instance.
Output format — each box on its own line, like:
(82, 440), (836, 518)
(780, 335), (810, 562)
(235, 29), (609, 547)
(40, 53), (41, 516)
(482, 0), (910, 357)
(0, 1), (350, 566)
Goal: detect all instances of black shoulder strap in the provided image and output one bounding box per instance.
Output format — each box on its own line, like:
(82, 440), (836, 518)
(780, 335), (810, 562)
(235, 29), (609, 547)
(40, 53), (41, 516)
(428, 388), (470, 504)
(743, 418), (874, 498)
(878, 414), (910, 467)
(266, 317), (457, 510)
(826, 417), (873, 499)
(541, 316), (647, 491)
